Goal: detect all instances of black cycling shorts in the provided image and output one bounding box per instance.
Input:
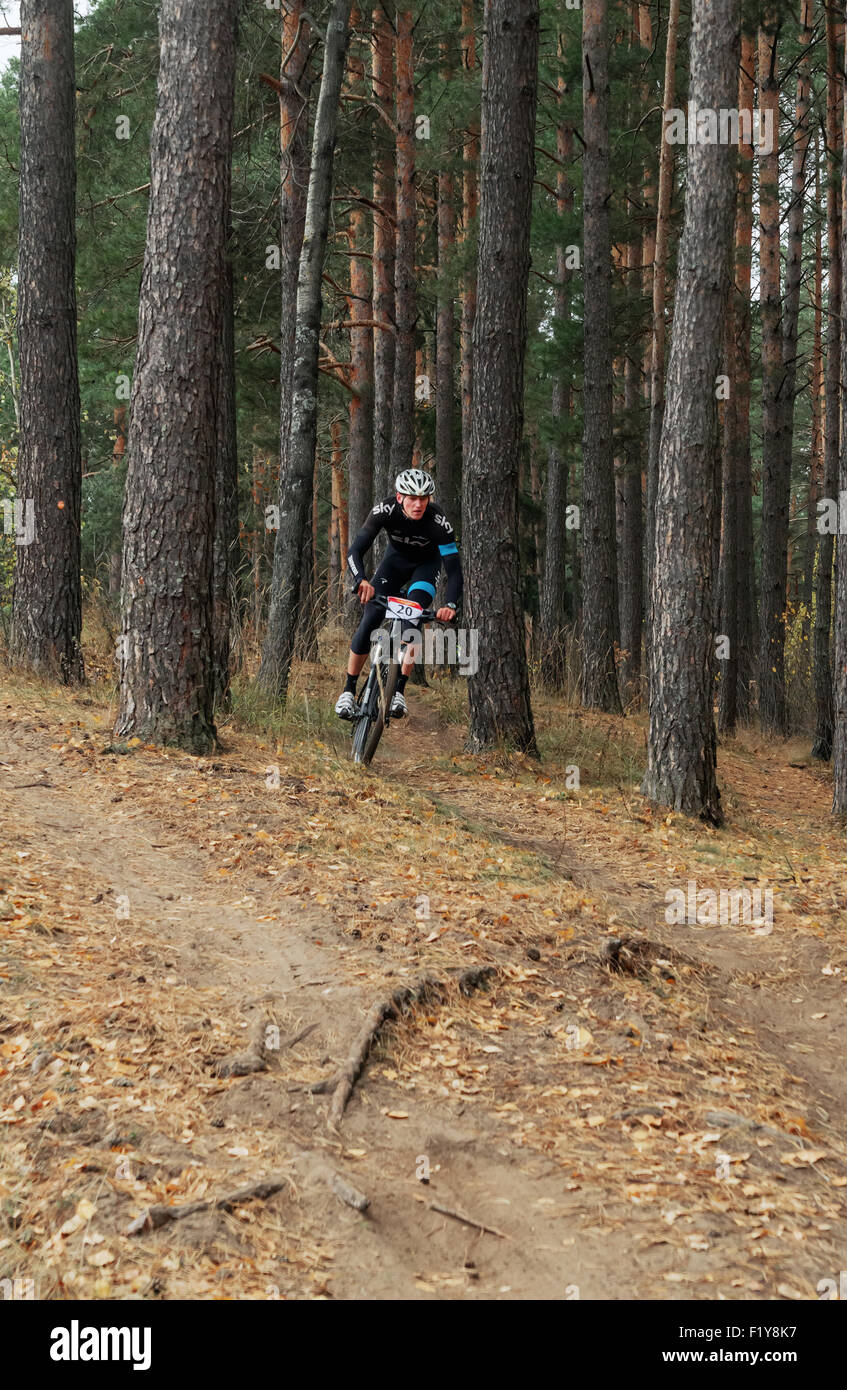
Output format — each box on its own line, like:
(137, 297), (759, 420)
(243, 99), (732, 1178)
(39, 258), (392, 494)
(350, 548), (440, 656)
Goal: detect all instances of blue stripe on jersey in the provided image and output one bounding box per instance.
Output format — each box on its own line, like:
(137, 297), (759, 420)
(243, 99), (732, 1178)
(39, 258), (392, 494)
(408, 580), (436, 598)
(438, 543), (458, 556)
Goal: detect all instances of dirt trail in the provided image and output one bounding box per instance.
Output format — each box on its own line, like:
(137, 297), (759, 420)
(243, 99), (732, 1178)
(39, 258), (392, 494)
(2, 694), (847, 1301)
(385, 705), (847, 1139)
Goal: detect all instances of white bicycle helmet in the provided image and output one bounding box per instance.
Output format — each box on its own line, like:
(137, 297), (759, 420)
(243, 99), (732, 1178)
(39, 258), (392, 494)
(395, 467), (435, 497)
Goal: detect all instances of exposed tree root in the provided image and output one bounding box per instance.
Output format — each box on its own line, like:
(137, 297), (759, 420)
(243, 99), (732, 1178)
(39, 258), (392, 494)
(213, 1015), (269, 1077)
(214, 1017), (318, 1079)
(317, 965), (497, 1128)
(331, 1172), (370, 1212)
(126, 1176), (290, 1235)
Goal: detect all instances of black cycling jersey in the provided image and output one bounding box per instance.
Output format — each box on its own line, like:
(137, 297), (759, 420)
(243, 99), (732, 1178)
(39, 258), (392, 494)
(347, 496), (462, 606)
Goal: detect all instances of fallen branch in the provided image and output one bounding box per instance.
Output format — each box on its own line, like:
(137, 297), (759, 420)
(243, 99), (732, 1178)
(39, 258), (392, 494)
(427, 1200), (506, 1240)
(126, 1175), (289, 1235)
(321, 965), (497, 1129)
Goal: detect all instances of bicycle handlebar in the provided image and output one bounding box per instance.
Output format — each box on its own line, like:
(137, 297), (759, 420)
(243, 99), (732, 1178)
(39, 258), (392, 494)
(350, 587), (456, 624)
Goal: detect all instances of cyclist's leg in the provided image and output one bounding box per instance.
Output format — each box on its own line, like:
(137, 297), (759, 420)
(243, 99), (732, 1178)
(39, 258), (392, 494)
(343, 550), (408, 669)
(394, 561), (440, 700)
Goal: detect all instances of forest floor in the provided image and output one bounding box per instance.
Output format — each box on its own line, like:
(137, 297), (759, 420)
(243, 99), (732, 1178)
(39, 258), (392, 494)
(2, 639), (847, 1301)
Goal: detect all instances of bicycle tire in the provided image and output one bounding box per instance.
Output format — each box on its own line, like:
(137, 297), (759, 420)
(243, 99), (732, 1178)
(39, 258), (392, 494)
(351, 703), (373, 762)
(359, 660), (400, 766)
(350, 665), (377, 763)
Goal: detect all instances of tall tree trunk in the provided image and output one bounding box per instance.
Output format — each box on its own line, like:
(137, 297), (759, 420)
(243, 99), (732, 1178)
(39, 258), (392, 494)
(770, 3), (810, 731)
(833, 17), (847, 812)
(618, 21), (643, 704)
(280, 4), (318, 662)
(212, 237), (238, 712)
(460, 0), (479, 482)
(735, 33), (757, 721)
(346, 19), (374, 534)
(619, 231), (642, 703)
(258, 0), (352, 697)
(329, 419), (344, 606)
(464, 0), (539, 755)
(371, 6), (395, 506)
(540, 58), (573, 689)
(346, 198), (374, 532)
(116, 0), (238, 750)
(645, 0), (680, 667)
(389, 9), (416, 479)
(109, 402), (126, 597)
(719, 29), (756, 733)
(580, 0), (620, 711)
(436, 45), (457, 527)
(757, 15), (788, 736)
(12, 0), (83, 682)
(278, 2), (312, 485)
(813, 5), (841, 761)
(719, 302), (739, 734)
(804, 138), (823, 641)
(642, 0), (739, 825)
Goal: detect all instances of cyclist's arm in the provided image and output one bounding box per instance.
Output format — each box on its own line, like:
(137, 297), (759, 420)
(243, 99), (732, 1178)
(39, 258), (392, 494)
(439, 543), (463, 608)
(347, 507), (385, 588)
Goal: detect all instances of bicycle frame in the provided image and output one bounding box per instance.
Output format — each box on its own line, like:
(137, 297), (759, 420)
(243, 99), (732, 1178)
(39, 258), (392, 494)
(348, 591), (439, 765)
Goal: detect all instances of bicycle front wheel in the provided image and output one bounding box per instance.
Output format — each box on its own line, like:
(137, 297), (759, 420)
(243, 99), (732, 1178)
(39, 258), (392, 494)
(357, 660), (400, 766)
(351, 703), (373, 763)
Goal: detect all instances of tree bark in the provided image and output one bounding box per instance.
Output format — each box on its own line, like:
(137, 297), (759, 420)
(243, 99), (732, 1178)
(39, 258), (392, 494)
(460, 0), (480, 484)
(813, 5), (841, 761)
(389, 9), (416, 479)
(767, 2), (811, 734)
(540, 58), (573, 690)
(833, 15), (847, 812)
(719, 29), (756, 734)
(278, 2), (313, 493)
(12, 0), (83, 683)
(116, 0), (238, 750)
(346, 18), (374, 534)
(258, 0), (352, 698)
(642, 0), (739, 825)
(645, 0), (680, 674)
(436, 45), (457, 528)
(371, 5), (395, 507)
(757, 15), (789, 736)
(580, 0), (620, 712)
(804, 136), (823, 643)
(618, 20), (643, 705)
(212, 239), (238, 712)
(464, 0), (539, 755)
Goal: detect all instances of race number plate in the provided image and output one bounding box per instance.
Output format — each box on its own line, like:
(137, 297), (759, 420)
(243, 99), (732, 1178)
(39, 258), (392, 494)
(386, 595), (423, 621)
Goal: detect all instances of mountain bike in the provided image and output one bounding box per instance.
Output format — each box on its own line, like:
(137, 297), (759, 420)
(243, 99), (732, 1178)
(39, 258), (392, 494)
(348, 591), (439, 766)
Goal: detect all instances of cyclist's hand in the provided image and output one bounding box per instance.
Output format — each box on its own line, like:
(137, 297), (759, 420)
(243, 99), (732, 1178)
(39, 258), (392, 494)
(436, 606), (456, 622)
(358, 580), (375, 604)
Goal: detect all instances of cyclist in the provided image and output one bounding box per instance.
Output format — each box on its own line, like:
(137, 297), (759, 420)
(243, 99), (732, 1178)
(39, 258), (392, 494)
(335, 467), (462, 721)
